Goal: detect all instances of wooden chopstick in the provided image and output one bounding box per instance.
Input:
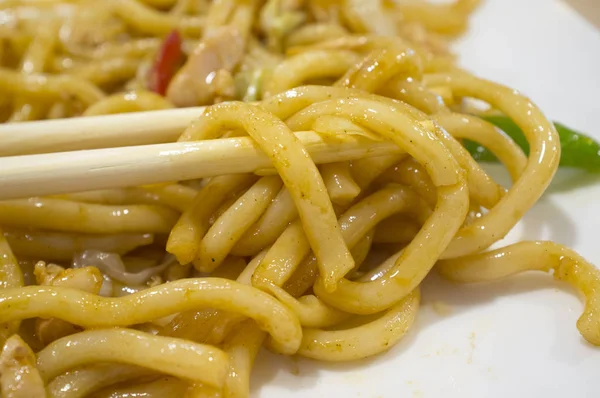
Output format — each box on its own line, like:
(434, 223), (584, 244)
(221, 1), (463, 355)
(0, 107), (205, 156)
(565, 0), (600, 30)
(0, 131), (401, 201)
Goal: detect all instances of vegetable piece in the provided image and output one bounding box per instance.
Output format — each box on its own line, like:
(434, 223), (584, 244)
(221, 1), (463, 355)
(148, 30), (183, 95)
(463, 116), (600, 172)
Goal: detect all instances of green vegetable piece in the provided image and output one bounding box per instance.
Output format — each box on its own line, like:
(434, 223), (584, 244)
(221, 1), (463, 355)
(462, 116), (600, 172)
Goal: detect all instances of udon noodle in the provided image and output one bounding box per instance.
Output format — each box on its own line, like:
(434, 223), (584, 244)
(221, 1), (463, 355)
(0, 0), (598, 397)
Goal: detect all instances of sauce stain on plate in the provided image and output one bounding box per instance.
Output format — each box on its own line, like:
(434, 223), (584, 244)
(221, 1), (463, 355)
(467, 332), (477, 364)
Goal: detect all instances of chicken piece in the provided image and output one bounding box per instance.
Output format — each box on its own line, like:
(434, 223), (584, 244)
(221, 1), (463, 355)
(0, 335), (46, 398)
(33, 262), (102, 345)
(33, 261), (103, 293)
(166, 26), (245, 107)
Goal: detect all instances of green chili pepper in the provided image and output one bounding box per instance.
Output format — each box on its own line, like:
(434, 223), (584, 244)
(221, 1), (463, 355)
(463, 116), (600, 172)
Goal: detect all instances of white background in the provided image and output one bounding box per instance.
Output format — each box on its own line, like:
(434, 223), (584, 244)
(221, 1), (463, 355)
(253, 1), (600, 397)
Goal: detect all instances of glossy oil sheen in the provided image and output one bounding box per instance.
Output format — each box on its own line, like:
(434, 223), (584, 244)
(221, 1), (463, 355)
(252, 1), (600, 397)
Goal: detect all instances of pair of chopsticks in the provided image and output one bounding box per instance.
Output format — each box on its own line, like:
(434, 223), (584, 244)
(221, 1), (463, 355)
(0, 107), (401, 200)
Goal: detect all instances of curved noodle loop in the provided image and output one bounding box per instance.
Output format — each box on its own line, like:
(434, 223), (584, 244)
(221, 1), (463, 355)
(437, 241), (600, 345)
(0, 0), (597, 397)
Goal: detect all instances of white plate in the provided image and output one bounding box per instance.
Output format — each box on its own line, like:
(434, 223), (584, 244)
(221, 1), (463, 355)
(252, 1), (600, 397)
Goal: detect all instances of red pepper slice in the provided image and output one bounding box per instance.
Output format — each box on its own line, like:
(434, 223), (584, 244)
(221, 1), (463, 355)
(148, 30), (183, 96)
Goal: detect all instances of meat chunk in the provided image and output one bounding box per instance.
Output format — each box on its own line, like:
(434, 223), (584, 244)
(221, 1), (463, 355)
(166, 27), (245, 107)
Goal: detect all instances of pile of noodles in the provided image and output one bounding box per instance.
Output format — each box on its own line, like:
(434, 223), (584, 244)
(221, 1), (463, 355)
(0, 0), (598, 397)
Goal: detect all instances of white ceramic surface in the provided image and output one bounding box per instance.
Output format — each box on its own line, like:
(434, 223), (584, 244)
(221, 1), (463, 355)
(252, 1), (600, 397)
